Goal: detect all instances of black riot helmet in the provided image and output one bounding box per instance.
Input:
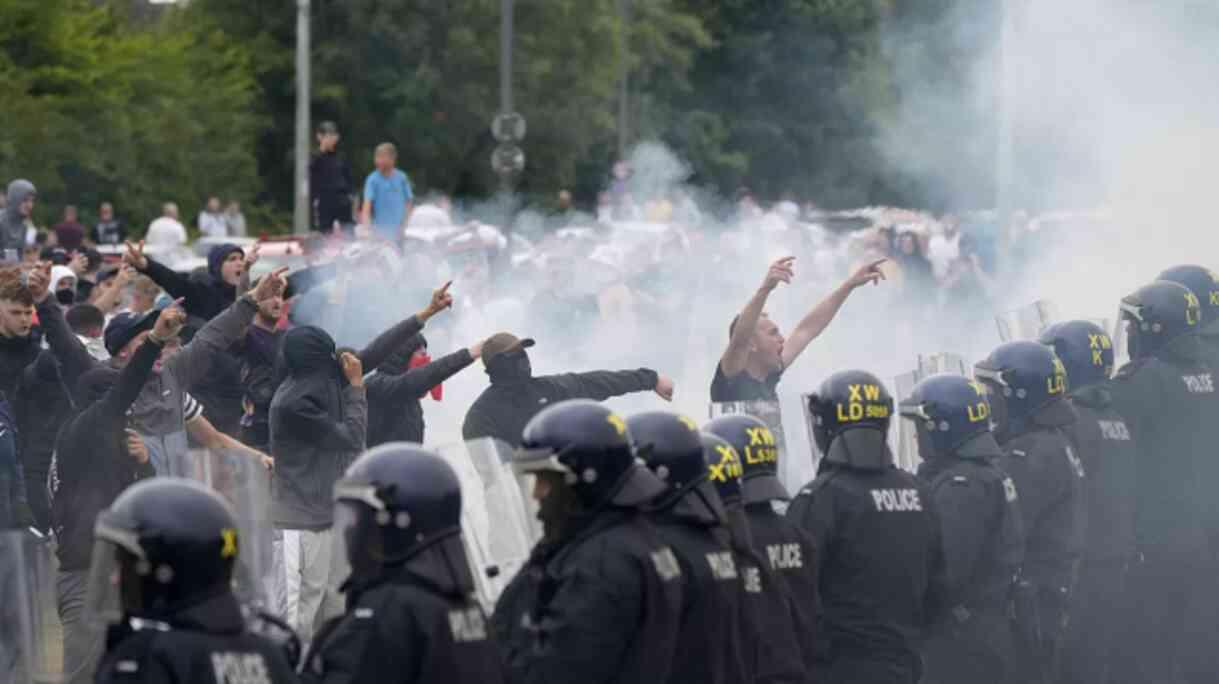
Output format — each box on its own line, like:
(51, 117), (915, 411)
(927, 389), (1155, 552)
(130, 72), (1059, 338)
(900, 374), (1001, 462)
(806, 369), (895, 470)
(629, 411), (727, 525)
(1119, 280), (1202, 361)
(1039, 320), (1115, 392)
(87, 478), (239, 623)
(333, 443), (473, 594)
(516, 399), (666, 510)
(700, 432), (744, 508)
(704, 414), (788, 504)
(975, 340), (1072, 440)
(1158, 265), (1219, 329)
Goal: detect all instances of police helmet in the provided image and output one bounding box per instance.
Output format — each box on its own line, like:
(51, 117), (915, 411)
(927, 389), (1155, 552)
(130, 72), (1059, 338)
(899, 373), (1001, 461)
(704, 414), (788, 504)
(807, 369), (895, 469)
(1119, 280), (1201, 360)
(975, 340), (1070, 436)
(629, 411), (727, 524)
(1039, 320), (1115, 391)
(700, 432), (744, 507)
(87, 478), (239, 622)
(334, 444), (467, 587)
(516, 399), (666, 509)
(1158, 265), (1219, 327)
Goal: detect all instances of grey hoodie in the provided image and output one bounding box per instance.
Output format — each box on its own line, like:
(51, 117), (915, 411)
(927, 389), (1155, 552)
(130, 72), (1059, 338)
(1, 180), (35, 256)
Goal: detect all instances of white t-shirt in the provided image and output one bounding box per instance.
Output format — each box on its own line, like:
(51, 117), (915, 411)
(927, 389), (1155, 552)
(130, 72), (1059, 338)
(145, 217), (188, 247)
(927, 232), (960, 281)
(198, 211), (228, 238)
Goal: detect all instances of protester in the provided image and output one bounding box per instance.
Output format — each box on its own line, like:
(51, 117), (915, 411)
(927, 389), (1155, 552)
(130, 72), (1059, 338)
(1, 180), (36, 259)
(462, 332), (675, 444)
(17, 349), (74, 532)
(66, 304), (108, 361)
(712, 257), (886, 402)
(224, 199), (248, 237)
(366, 331), (480, 447)
(360, 142), (414, 242)
(269, 327), (368, 644)
(236, 288), (286, 452)
(50, 265), (77, 306)
(52, 205), (85, 252)
(121, 272), (160, 315)
(49, 303), (182, 684)
(144, 202), (188, 247)
(310, 120), (355, 235)
(92, 201), (124, 246)
(69, 248), (102, 303)
(198, 196), (228, 238)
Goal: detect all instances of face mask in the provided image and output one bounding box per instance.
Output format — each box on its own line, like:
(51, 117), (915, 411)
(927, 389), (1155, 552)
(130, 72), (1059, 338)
(56, 289), (75, 305)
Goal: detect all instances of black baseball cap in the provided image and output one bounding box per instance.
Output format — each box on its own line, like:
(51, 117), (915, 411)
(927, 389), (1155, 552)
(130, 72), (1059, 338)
(104, 310), (161, 356)
(317, 121), (339, 135)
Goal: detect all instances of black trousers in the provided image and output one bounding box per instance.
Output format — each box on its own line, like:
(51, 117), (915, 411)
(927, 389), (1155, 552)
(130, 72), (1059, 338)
(1058, 558), (1126, 684)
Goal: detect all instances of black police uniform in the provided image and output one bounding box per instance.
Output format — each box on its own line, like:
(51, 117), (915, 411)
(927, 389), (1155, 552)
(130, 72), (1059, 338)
(1106, 282), (1219, 684)
(95, 594), (298, 684)
(301, 444), (505, 684)
(786, 371), (940, 684)
(492, 400), (683, 684)
(630, 412), (748, 684)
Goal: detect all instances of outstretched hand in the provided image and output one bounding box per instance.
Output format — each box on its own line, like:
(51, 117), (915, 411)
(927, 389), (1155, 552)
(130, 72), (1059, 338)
(340, 352), (364, 388)
(152, 299), (187, 341)
(250, 267), (289, 302)
(655, 374), (675, 402)
(123, 240), (148, 271)
(846, 259), (887, 289)
(762, 257), (795, 292)
(25, 262), (51, 303)
(420, 281), (454, 321)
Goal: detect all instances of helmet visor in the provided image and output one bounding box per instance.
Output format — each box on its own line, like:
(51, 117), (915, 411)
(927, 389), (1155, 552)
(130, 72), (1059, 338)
(332, 500), (380, 588)
(84, 517), (144, 629)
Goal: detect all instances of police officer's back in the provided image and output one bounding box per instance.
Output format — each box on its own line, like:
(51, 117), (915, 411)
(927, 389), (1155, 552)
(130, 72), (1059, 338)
(706, 413), (818, 680)
(301, 444), (504, 684)
(491, 400), (683, 684)
(700, 431), (807, 684)
(87, 478), (297, 684)
(1040, 320), (1137, 684)
(629, 412), (747, 684)
(900, 374), (1024, 683)
(1104, 280), (1219, 684)
(786, 370), (940, 684)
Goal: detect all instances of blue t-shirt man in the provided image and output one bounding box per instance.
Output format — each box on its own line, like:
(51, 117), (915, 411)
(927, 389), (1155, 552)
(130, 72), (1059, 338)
(362, 144), (414, 241)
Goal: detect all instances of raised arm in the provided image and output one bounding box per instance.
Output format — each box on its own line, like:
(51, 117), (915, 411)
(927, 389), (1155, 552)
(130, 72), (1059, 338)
(25, 262), (94, 389)
(357, 281), (453, 371)
(123, 240), (202, 305)
(780, 259), (885, 368)
(375, 346), (476, 402)
(99, 306), (185, 421)
(721, 257), (792, 378)
(546, 368), (671, 403)
(280, 353), (368, 452)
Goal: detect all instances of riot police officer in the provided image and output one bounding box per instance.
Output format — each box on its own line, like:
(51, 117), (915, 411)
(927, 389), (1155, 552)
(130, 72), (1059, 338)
(491, 400), (683, 684)
(86, 478), (298, 683)
(301, 444), (505, 684)
(1039, 320), (1137, 684)
(700, 431), (806, 684)
(786, 370), (940, 684)
(975, 340), (1083, 683)
(899, 373), (1024, 683)
(1105, 280), (1219, 684)
(705, 413), (818, 679)
(627, 411), (747, 684)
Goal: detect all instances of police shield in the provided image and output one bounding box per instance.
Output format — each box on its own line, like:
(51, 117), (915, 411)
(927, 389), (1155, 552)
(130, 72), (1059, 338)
(435, 439), (537, 608)
(179, 449), (275, 611)
(996, 300), (1059, 342)
(710, 400), (807, 495)
(0, 530), (62, 684)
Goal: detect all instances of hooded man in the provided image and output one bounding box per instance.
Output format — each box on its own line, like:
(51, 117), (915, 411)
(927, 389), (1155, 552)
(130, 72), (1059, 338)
(269, 326), (368, 644)
(1, 180), (35, 259)
(365, 329), (481, 447)
(50, 265), (77, 307)
(462, 332), (675, 444)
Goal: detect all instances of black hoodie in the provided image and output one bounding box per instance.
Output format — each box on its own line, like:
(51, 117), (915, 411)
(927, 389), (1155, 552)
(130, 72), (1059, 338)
(269, 327), (367, 529)
(366, 334), (474, 447)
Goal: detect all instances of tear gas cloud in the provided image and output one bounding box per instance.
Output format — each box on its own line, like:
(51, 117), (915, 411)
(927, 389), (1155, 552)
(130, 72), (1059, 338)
(307, 1), (1219, 485)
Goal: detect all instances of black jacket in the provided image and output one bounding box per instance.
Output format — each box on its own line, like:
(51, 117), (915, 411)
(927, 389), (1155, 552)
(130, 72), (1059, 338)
(16, 351), (74, 529)
(491, 510), (684, 684)
(0, 298), (92, 407)
(650, 510), (748, 684)
(50, 338), (160, 571)
(996, 411), (1085, 591)
(309, 151), (354, 231)
(366, 348), (474, 446)
(786, 463), (941, 664)
(746, 502), (819, 678)
(95, 592), (297, 684)
(1109, 336), (1219, 555)
(1067, 386), (1138, 562)
(237, 325), (284, 449)
(302, 555), (506, 684)
(463, 367), (659, 444)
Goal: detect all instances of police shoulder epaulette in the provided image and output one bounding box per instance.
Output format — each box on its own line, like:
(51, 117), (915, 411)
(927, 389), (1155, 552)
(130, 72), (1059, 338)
(798, 470), (842, 498)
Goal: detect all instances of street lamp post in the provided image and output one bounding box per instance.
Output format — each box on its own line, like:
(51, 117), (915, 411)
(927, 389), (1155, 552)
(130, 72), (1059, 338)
(293, 0), (311, 235)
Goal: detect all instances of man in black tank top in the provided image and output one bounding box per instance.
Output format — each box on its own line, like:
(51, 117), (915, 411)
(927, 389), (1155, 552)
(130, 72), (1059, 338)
(711, 257), (886, 402)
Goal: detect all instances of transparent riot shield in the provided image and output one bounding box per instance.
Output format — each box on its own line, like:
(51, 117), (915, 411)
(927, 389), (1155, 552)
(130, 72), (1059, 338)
(996, 300), (1059, 342)
(435, 439), (537, 609)
(0, 530), (63, 684)
(891, 353), (971, 472)
(709, 400), (807, 494)
(178, 449), (274, 612)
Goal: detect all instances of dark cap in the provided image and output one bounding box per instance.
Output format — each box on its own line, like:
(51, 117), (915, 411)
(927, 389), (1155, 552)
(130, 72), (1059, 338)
(104, 310), (161, 356)
(316, 120), (339, 135)
(482, 332), (535, 365)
